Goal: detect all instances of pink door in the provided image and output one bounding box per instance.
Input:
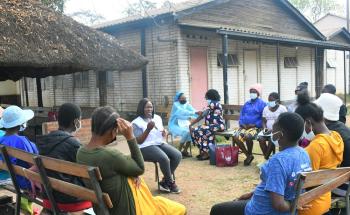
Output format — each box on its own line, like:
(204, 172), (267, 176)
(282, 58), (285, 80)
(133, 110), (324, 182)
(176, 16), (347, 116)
(190, 47), (208, 110)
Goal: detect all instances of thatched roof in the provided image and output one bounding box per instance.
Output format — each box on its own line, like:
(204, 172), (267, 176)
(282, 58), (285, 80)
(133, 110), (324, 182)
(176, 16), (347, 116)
(0, 0), (148, 81)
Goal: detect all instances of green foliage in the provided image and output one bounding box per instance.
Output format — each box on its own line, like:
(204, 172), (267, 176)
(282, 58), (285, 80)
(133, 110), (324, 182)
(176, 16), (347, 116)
(124, 0), (157, 17)
(41, 0), (65, 13)
(289, 0), (344, 22)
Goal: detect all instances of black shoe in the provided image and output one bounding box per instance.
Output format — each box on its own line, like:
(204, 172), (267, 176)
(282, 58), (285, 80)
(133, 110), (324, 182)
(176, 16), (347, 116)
(244, 155), (254, 166)
(159, 180), (171, 193)
(181, 151), (192, 158)
(169, 181), (181, 194)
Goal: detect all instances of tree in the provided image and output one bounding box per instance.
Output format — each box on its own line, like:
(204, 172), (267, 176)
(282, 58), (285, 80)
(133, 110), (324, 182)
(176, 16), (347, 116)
(123, 0), (157, 17)
(41, 0), (66, 13)
(289, 0), (344, 22)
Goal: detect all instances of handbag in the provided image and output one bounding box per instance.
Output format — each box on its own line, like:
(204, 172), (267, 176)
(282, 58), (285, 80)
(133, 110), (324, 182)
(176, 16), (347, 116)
(215, 144), (239, 167)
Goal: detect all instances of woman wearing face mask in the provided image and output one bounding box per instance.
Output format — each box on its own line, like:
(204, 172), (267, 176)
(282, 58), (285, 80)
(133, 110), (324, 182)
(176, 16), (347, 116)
(258, 92), (287, 160)
(0, 105), (38, 214)
(189, 89), (225, 160)
(169, 92), (200, 158)
(37, 103), (91, 213)
(132, 99), (182, 193)
(295, 93), (344, 215)
(77, 106), (186, 215)
(211, 112), (311, 215)
(233, 84), (266, 166)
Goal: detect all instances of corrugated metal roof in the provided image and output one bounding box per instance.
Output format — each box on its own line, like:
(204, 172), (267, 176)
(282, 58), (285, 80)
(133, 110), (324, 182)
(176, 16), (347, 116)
(93, 0), (214, 29)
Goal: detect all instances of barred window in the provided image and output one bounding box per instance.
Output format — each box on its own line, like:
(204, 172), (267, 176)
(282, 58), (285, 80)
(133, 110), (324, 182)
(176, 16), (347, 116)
(96, 71), (114, 88)
(74, 72), (89, 88)
(217, 54), (239, 67)
(284, 57), (298, 68)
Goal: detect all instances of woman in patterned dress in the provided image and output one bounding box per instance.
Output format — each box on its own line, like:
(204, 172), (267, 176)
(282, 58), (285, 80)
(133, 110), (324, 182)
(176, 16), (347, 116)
(189, 89), (225, 160)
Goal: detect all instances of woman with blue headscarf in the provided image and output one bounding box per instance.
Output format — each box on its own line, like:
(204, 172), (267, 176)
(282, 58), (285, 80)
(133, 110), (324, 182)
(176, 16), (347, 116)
(169, 92), (198, 158)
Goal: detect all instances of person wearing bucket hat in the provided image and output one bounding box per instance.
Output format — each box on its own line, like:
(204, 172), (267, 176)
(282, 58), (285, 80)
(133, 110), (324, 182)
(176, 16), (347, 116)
(0, 107), (5, 137)
(233, 84), (266, 166)
(0, 105), (38, 214)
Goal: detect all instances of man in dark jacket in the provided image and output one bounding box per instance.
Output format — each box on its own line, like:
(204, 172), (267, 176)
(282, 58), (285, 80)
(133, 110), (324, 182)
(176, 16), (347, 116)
(315, 93), (350, 198)
(322, 84), (347, 124)
(36, 103), (91, 211)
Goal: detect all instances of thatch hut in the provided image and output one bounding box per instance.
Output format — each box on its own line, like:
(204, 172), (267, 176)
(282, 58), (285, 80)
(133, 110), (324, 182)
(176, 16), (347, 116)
(0, 0), (147, 106)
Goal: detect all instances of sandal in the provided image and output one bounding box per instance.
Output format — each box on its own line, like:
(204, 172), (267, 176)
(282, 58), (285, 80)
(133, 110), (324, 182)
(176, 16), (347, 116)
(244, 155), (254, 166)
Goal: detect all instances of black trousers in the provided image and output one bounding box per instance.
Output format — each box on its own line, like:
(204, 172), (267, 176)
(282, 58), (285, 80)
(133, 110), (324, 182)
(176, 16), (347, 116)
(210, 200), (248, 215)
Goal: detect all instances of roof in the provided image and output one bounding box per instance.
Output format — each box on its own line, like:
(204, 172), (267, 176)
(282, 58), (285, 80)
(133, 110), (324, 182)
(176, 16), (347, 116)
(0, 0), (148, 81)
(328, 28), (350, 44)
(216, 28), (350, 50)
(95, 0), (325, 41)
(93, 0), (215, 29)
(314, 13), (348, 25)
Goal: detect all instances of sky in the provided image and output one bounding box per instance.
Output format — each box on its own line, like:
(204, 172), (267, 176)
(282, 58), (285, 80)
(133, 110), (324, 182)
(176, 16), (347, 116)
(65, 0), (347, 25)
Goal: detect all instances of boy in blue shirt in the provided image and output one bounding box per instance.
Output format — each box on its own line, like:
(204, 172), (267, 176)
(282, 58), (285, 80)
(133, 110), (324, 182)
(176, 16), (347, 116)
(211, 112), (312, 215)
(234, 84), (266, 165)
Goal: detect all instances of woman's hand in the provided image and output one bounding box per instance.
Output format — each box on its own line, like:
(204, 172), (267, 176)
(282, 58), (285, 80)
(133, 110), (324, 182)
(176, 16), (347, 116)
(162, 129), (168, 138)
(134, 176), (141, 189)
(146, 121), (155, 131)
(117, 118), (134, 140)
(297, 203), (312, 211)
(196, 111), (203, 116)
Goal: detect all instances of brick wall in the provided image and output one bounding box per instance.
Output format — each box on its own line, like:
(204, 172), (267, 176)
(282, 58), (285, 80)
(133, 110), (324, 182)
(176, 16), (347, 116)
(42, 119), (92, 145)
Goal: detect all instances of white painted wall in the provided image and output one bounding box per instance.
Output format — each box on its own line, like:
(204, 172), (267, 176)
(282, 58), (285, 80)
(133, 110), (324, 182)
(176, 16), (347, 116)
(324, 49), (349, 94)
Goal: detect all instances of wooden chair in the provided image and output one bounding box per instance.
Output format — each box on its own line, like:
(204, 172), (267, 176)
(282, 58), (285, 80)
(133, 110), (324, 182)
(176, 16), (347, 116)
(291, 168), (350, 215)
(0, 145), (113, 215)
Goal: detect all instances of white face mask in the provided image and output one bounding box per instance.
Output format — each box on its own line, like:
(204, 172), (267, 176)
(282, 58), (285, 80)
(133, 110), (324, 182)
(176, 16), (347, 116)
(250, 93), (258, 100)
(268, 101), (277, 108)
(74, 119), (81, 132)
(303, 121), (315, 141)
(19, 123), (27, 132)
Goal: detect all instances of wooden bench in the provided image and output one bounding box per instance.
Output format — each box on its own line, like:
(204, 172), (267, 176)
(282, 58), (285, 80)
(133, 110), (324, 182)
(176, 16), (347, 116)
(291, 168), (350, 215)
(0, 145), (113, 215)
(215, 104), (242, 144)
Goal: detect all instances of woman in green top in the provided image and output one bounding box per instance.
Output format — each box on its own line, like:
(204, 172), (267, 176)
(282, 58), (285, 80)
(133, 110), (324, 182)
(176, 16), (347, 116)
(76, 106), (186, 215)
(76, 106), (144, 215)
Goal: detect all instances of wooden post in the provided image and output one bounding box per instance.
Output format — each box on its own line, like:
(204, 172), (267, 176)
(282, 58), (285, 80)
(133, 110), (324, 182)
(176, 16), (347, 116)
(344, 51), (347, 104)
(276, 43), (281, 97)
(222, 34), (229, 104)
(141, 28), (148, 98)
(315, 47), (324, 98)
(23, 78), (29, 106)
(98, 71), (107, 106)
(36, 77), (43, 107)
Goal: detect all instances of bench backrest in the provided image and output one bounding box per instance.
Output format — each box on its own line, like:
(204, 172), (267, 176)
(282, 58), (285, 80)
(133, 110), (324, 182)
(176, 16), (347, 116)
(0, 145), (113, 214)
(155, 105), (172, 123)
(291, 168), (350, 214)
(221, 104), (242, 127)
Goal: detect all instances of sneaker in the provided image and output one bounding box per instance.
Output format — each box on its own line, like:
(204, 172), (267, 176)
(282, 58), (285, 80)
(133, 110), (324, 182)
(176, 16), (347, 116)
(159, 181), (171, 193)
(169, 181), (181, 194)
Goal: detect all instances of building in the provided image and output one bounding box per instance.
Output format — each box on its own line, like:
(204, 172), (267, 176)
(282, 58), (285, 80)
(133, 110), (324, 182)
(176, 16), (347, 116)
(314, 13), (350, 95)
(24, 0), (350, 113)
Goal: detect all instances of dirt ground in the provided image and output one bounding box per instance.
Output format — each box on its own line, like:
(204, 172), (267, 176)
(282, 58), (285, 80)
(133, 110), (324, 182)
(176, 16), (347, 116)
(114, 139), (263, 215)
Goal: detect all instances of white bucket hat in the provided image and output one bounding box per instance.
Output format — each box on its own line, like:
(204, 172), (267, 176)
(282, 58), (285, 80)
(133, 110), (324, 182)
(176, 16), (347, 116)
(314, 93), (343, 121)
(0, 106), (34, 129)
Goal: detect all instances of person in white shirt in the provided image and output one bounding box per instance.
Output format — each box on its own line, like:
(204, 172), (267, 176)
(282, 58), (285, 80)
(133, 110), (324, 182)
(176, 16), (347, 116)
(132, 98), (182, 194)
(258, 92), (287, 160)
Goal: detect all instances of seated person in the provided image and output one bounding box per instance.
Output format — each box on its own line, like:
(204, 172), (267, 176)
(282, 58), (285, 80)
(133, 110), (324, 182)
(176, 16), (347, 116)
(258, 92), (287, 160)
(189, 89), (225, 161)
(77, 106), (186, 215)
(132, 98), (182, 193)
(37, 103), (92, 212)
(210, 112), (312, 215)
(295, 93), (344, 215)
(314, 93), (350, 198)
(233, 84), (266, 165)
(0, 106), (38, 214)
(322, 84), (347, 124)
(169, 92), (199, 158)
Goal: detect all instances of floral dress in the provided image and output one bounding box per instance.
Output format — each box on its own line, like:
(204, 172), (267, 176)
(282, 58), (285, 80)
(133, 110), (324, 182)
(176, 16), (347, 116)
(191, 101), (225, 152)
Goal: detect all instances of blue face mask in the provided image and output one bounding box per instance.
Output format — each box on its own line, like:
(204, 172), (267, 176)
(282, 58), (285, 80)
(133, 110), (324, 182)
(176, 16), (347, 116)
(207, 99), (212, 105)
(268, 101), (277, 108)
(250, 93), (258, 100)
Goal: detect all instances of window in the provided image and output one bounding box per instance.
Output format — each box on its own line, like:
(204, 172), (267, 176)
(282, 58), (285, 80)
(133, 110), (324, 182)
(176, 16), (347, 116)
(217, 54), (239, 67)
(54, 75), (64, 89)
(326, 59), (336, 68)
(284, 57), (298, 68)
(96, 71), (114, 88)
(74, 72), (89, 88)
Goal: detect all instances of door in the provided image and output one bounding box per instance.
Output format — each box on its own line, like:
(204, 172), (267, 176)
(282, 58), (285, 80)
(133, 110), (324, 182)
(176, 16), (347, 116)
(190, 47), (208, 110)
(243, 50), (258, 101)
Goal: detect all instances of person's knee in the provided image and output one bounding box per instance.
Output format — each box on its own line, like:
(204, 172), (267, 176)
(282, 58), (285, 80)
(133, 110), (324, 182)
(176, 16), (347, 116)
(157, 155), (170, 166)
(210, 204), (223, 215)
